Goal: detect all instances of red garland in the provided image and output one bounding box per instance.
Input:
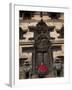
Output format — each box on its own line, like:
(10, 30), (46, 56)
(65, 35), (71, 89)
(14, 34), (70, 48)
(38, 64), (48, 72)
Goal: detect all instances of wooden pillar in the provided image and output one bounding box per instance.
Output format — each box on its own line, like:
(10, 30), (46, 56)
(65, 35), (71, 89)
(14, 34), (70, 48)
(32, 49), (35, 73)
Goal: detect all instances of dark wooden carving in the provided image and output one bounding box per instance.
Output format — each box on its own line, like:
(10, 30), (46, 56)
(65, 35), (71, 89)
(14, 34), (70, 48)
(51, 46), (61, 51)
(56, 26), (64, 38)
(19, 27), (27, 39)
(48, 13), (61, 19)
(19, 11), (35, 19)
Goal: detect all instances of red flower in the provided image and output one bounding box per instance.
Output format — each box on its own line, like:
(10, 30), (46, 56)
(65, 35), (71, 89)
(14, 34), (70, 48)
(38, 64), (48, 72)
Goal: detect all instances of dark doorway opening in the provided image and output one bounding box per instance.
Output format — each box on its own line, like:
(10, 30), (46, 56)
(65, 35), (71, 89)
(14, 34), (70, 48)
(25, 72), (29, 79)
(38, 74), (45, 78)
(57, 69), (61, 77)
